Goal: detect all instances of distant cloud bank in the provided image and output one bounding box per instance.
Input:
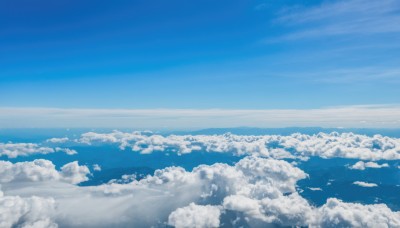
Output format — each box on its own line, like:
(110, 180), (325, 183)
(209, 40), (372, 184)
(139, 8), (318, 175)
(0, 142), (76, 158)
(1, 105), (400, 128)
(77, 131), (400, 161)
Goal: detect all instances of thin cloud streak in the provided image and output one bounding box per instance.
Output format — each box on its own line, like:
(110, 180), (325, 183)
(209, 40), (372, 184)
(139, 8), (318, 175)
(0, 106), (399, 129)
(273, 0), (400, 40)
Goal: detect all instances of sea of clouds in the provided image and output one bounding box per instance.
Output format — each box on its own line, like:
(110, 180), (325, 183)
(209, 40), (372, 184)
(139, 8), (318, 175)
(1, 131), (400, 227)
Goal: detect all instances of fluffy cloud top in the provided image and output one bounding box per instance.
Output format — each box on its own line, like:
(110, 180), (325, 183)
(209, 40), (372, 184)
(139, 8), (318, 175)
(0, 159), (90, 185)
(78, 131), (400, 161)
(350, 161), (389, 170)
(317, 198), (400, 227)
(1, 156), (399, 227)
(0, 191), (57, 228)
(168, 203), (221, 228)
(0, 142), (76, 158)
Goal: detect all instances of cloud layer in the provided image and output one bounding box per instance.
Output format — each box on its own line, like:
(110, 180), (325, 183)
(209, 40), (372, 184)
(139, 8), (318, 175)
(1, 156), (399, 227)
(0, 142), (76, 158)
(78, 131), (400, 161)
(1, 106), (400, 128)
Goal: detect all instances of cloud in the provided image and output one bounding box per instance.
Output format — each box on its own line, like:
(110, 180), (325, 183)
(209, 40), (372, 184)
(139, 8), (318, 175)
(0, 142), (76, 158)
(167, 203), (221, 228)
(308, 187), (322, 191)
(0, 191), (57, 228)
(2, 156), (399, 227)
(0, 159), (90, 184)
(349, 161), (389, 170)
(93, 164), (102, 172)
(275, 0), (400, 40)
(316, 198), (400, 227)
(55, 147), (77, 155)
(353, 181), (378, 187)
(46, 137), (69, 143)
(223, 193), (314, 226)
(78, 131), (400, 161)
(2, 156), (306, 227)
(1, 106), (400, 128)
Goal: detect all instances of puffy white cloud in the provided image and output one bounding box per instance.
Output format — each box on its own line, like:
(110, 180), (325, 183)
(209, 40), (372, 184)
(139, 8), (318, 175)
(0, 191), (57, 228)
(0, 142), (76, 158)
(349, 161), (389, 170)
(353, 181), (378, 187)
(46, 137), (69, 143)
(0, 159), (90, 184)
(1, 156), (399, 227)
(78, 131), (400, 161)
(316, 198), (400, 227)
(55, 147), (77, 155)
(223, 193), (314, 226)
(59, 161), (90, 184)
(1, 156), (308, 227)
(93, 164), (102, 171)
(168, 203), (221, 228)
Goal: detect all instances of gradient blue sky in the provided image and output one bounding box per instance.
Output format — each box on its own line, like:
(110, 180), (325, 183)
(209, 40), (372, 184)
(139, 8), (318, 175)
(1, 0), (400, 128)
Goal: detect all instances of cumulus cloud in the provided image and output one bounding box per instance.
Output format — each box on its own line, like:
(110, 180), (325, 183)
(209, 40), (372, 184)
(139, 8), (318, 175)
(0, 142), (76, 158)
(55, 147), (77, 155)
(0, 159), (90, 184)
(46, 137), (69, 143)
(353, 181), (378, 187)
(349, 161), (389, 170)
(0, 191), (57, 228)
(223, 193), (314, 226)
(316, 198), (400, 227)
(2, 156), (399, 227)
(78, 131), (400, 161)
(168, 203), (221, 228)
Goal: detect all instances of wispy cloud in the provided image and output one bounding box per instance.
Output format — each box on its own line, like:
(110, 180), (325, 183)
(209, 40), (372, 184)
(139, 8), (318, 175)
(274, 0), (400, 40)
(353, 181), (378, 187)
(1, 105), (399, 128)
(290, 67), (400, 84)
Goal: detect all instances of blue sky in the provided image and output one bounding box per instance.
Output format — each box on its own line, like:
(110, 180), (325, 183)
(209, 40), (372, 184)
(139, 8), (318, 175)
(1, 0), (400, 128)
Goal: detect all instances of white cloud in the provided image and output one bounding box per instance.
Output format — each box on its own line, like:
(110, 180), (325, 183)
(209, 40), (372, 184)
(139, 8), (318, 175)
(46, 137), (69, 143)
(316, 198), (400, 227)
(2, 156), (398, 227)
(78, 131), (400, 161)
(1, 106), (400, 128)
(275, 0), (400, 40)
(353, 181), (378, 187)
(308, 187), (322, 191)
(59, 161), (90, 184)
(0, 142), (76, 158)
(349, 161), (389, 170)
(0, 159), (90, 185)
(0, 143), (53, 158)
(0, 191), (57, 228)
(168, 203), (221, 228)
(223, 193), (314, 226)
(93, 164), (102, 172)
(55, 147), (77, 155)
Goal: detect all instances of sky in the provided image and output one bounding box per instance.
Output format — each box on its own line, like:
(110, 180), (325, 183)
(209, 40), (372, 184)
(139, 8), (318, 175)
(1, 0), (400, 128)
